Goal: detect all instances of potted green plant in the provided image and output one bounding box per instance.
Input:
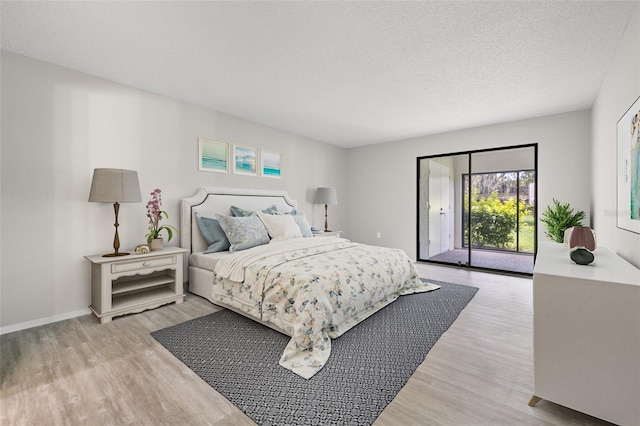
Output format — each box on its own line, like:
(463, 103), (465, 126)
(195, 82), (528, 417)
(145, 188), (178, 250)
(540, 198), (586, 243)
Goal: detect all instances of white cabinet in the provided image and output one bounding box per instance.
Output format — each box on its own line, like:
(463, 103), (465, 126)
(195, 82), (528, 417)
(85, 247), (189, 323)
(531, 242), (640, 426)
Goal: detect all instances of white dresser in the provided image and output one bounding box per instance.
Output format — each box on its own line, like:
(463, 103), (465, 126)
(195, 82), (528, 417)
(531, 242), (640, 426)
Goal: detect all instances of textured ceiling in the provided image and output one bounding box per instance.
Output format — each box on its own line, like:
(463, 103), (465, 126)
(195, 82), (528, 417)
(1, 1), (637, 148)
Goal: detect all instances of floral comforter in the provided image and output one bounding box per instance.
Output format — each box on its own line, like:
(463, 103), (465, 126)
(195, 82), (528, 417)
(212, 238), (438, 378)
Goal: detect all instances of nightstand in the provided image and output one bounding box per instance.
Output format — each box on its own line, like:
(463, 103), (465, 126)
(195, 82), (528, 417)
(84, 246), (189, 323)
(314, 230), (342, 238)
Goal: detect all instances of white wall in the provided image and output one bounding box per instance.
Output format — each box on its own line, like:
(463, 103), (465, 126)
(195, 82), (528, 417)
(591, 3), (640, 267)
(346, 110), (592, 260)
(0, 51), (347, 331)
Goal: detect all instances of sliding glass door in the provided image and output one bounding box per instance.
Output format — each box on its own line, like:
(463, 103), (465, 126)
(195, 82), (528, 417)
(417, 144), (537, 275)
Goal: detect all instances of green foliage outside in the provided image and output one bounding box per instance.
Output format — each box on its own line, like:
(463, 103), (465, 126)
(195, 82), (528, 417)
(540, 198), (585, 243)
(464, 190), (532, 249)
(515, 215), (535, 252)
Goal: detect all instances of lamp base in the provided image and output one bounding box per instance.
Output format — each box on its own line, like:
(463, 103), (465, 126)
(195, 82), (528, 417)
(103, 252), (130, 257)
(103, 202), (130, 258)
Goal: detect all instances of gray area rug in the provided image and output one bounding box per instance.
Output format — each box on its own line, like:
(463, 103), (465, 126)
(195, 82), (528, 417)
(151, 281), (478, 425)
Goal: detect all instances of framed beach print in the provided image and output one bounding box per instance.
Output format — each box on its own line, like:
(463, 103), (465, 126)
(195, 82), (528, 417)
(261, 149), (282, 178)
(616, 96), (640, 234)
(198, 138), (229, 173)
(233, 144), (258, 176)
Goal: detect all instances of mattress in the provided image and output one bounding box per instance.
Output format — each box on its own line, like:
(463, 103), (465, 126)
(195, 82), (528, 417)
(189, 251), (228, 272)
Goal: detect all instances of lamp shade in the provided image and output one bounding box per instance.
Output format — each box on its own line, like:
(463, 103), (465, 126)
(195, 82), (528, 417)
(314, 187), (337, 205)
(89, 168), (141, 203)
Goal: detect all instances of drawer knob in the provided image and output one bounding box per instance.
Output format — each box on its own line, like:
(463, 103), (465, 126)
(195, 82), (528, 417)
(143, 262), (151, 266)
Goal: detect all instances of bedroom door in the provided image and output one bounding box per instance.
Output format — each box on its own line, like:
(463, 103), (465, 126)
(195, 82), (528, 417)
(418, 154), (464, 264)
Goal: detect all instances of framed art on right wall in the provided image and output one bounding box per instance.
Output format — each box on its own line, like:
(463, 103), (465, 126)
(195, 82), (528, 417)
(261, 149), (282, 178)
(617, 96), (640, 234)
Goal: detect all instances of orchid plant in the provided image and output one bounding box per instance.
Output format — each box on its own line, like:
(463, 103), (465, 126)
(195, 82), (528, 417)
(145, 189), (178, 243)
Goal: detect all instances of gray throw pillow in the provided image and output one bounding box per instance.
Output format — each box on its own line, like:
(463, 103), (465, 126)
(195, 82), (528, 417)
(230, 204), (278, 217)
(216, 214), (270, 252)
(195, 213), (231, 253)
(286, 210), (314, 238)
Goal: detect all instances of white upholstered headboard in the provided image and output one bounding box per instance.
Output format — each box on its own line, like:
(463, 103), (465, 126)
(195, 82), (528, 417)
(180, 187), (297, 255)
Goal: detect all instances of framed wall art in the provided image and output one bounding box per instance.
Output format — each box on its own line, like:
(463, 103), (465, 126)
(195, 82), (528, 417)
(616, 96), (640, 234)
(261, 149), (282, 178)
(233, 145), (258, 176)
(198, 138), (229, 173)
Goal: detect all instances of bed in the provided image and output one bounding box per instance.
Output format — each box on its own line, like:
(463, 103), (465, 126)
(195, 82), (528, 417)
(181, 187), (438, 378)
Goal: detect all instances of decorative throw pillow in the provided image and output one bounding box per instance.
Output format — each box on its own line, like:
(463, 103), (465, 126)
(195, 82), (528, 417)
(230, 204), (278, 217)
(286, 210), (314, 238)
(215, 214), (270, 252)
(195, 213), (231, 253)
(257, 211), (303, 241)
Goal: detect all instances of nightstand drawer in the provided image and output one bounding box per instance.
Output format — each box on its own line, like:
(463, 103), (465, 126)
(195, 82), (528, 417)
(111, 255), (176, 273)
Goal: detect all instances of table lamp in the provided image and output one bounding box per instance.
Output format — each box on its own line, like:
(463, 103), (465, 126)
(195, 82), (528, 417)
(89, 168), (142, 257)
(314, 187), (338, 232)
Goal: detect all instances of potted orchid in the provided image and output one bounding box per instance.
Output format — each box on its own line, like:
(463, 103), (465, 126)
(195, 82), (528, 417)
(145, 188), (178, 250)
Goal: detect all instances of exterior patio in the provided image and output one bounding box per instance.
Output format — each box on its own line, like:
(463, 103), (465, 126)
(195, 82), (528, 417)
(426, 248), (534, 275)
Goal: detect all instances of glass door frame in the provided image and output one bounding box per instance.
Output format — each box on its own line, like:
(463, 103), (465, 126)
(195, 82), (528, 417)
(416, 143), (538, 276)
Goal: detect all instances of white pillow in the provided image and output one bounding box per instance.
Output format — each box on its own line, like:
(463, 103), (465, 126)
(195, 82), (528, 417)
(257, 211), (303, 241)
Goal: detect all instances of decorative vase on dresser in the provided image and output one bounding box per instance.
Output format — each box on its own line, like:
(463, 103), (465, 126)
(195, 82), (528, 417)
(563, 226), (597, 265)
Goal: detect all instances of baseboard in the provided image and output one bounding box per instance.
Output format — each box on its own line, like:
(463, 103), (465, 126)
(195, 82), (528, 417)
(0, 308), (91, 335)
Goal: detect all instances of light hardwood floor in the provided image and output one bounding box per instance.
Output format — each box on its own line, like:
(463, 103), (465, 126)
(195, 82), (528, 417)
(1, 264), (613, 425)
